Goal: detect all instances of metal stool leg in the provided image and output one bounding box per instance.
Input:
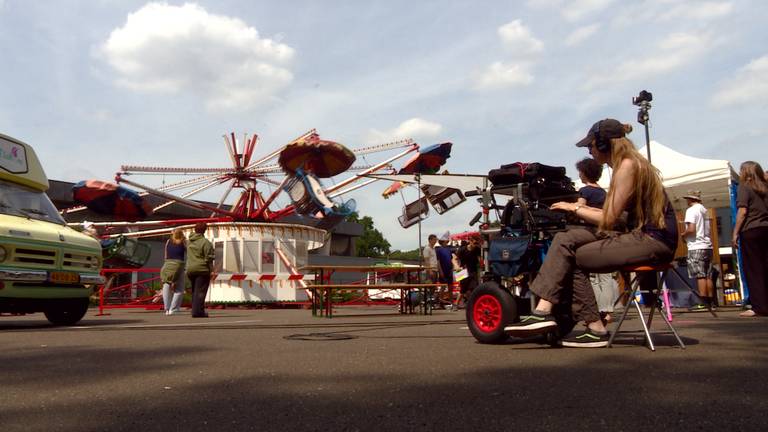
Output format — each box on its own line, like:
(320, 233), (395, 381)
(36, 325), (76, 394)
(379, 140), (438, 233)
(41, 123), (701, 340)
(608, 272), (655, 351)
(656, 299), (686, 349)
(608, 273), (638, 348)
(633, 295), (655, 351)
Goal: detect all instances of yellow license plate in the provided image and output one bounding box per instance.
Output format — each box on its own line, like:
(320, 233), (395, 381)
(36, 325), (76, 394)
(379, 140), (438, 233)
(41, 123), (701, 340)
(49, 271), (80, 284)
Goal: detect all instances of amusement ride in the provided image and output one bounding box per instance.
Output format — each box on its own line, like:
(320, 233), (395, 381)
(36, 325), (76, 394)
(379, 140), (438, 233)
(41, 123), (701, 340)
(62, 129), (464, 304)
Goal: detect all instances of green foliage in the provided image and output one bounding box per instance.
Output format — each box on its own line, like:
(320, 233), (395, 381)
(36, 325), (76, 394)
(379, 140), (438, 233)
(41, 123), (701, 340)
(388, 248), (420, 261)
(346, 211), (392, 257)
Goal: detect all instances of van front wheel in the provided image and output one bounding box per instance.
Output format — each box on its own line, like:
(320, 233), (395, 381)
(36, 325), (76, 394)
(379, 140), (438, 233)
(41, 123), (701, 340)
(44, 299), (89, 326)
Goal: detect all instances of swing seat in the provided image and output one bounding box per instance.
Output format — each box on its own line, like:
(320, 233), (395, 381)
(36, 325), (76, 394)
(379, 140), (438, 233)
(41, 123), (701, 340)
(398, 197), (429, 229)
(420, 184), (465, 214)
(284, 170), (355, 222)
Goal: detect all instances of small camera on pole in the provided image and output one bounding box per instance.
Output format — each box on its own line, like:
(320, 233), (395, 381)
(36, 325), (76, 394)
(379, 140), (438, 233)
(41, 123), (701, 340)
(632, 90), (652, 125)
(632, 90), (653, 162)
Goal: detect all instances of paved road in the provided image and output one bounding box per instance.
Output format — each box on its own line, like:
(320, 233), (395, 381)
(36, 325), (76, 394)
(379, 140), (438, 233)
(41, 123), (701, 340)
(1, 306), (766, 431)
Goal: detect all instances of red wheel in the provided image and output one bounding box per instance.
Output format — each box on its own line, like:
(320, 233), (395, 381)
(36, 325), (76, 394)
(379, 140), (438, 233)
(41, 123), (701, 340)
(466, 282), (517, 344)
(473, 294), (503, 332)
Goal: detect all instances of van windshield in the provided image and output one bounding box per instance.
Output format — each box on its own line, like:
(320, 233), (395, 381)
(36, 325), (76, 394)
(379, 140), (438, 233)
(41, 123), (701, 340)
(0, 179), (66, 225)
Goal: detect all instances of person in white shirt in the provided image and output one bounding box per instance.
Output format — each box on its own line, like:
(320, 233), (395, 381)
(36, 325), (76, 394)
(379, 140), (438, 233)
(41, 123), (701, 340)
(422, 234), (438, 283)
(683, 190), (714, 310)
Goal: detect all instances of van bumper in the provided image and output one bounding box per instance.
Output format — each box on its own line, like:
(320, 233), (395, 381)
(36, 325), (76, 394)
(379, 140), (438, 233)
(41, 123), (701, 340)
(0, 270), (105, 284)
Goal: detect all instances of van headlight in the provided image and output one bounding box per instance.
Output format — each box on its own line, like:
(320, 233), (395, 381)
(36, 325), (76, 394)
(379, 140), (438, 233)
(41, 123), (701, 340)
(0, 246), (6, 262)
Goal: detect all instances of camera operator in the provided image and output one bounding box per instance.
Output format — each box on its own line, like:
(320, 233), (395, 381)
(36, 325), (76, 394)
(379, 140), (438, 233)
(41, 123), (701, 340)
(506, 118), (678, 347)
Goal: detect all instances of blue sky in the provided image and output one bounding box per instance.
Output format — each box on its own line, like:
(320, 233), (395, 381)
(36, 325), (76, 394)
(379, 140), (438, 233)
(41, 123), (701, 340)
(1, 0), (766, 249)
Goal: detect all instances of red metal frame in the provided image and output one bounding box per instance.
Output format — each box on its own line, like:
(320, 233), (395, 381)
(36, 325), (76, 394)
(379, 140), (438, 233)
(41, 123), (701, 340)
(97, 267), (163, 315)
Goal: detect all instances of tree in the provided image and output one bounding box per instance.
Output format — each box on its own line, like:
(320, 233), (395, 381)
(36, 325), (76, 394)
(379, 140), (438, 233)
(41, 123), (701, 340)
(388, 249), (420, 261)
(345, 212), (391, 257)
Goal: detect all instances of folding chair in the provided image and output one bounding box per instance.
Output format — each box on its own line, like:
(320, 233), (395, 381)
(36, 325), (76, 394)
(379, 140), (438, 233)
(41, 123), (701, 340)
(607, 263), (686, 351)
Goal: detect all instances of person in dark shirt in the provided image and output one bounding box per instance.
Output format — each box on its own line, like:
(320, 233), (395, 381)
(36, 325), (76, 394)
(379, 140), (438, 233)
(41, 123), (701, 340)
(576, 157), (606, 209)
(434, 231), (455, 308)
(160, 228), (186, 315)
(506, 118), (678, 347)
(732, 161), (768, 317)
(454, 236), (482, 310)
(575, 157), (617, 323)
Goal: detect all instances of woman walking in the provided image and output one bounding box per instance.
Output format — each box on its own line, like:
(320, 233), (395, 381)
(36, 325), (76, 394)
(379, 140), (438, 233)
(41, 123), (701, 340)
(732, 161), (768, 317)
(160, 228), (186, 315)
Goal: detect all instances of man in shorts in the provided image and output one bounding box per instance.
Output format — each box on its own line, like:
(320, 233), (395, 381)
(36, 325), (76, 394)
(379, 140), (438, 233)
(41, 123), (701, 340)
(683, 190), (714, 311)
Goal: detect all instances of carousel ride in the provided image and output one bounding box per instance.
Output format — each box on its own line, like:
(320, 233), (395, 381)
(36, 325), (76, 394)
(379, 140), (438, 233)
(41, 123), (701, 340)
(63, 129), (464, 304)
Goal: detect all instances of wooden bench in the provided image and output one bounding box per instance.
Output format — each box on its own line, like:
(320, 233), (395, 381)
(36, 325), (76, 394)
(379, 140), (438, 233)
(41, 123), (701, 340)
(302, 283), (447, 318)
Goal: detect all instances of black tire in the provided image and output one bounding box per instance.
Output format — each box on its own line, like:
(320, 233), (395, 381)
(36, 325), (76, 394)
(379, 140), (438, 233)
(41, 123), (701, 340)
(466, 281), (518, 344)
(44, 298), (89, 326)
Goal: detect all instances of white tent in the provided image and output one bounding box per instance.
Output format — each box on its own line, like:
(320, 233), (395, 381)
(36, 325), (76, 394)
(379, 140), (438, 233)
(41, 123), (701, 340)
(591, 140), (738, 212)
(638, 141), (738, 212)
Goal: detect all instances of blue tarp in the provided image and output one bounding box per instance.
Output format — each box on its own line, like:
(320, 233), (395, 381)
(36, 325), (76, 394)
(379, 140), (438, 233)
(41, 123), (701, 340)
(730, 180), (749, 302)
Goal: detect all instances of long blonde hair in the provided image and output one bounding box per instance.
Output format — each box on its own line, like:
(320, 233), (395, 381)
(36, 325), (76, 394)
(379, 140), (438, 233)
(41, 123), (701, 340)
(601, 134), (668, 231)
(170, 228), (185, 245)
(740, 161), (768, 197)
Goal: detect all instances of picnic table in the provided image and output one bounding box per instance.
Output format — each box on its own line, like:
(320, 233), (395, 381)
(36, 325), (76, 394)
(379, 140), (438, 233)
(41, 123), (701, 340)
(300, 265), (446, 318)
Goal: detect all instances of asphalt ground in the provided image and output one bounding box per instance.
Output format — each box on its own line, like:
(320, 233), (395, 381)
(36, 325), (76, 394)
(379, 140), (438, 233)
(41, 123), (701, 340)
(1, 305), (766, 432)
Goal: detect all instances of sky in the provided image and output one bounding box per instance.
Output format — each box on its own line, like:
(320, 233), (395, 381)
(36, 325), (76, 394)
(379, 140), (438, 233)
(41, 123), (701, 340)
(1, 0), (767, 250)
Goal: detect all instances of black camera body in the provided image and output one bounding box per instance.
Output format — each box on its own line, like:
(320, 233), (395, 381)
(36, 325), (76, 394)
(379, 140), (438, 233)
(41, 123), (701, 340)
(632, 90), (653, 106)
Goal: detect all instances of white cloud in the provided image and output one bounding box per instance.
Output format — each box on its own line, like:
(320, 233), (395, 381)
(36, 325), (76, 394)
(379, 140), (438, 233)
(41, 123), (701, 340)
(473, 20), (540, 90)
(712, 55), (768, 107)
(498, 20), (544, 55)
(584, 31), (714, 89)
(97, 2), (295, 111)
(612, 1), (733, 28)
(660, 1), (733, 21)
(474, 61), (534, 90)
(525, 0), (613, 21)
(565, 24), (600, 46)
(561, 0), (615, 21)
(366, 118), (444, 144)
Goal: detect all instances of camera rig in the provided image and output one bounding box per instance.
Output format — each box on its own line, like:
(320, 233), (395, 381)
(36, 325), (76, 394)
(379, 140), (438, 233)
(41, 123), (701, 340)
(469, 162), (579, 234)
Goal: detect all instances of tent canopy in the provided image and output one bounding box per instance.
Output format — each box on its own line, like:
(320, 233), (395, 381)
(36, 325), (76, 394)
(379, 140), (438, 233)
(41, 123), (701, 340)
(590, 141), (737, 212)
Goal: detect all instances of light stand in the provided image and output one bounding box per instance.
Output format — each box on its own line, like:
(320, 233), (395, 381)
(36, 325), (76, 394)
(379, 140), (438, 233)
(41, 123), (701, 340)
(634, 90), (653, 163)
(416, 172), (422, 270)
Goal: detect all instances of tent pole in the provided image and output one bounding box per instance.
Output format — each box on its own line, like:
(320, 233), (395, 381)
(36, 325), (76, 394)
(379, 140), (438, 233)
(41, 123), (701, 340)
(417, 173), (423, 270)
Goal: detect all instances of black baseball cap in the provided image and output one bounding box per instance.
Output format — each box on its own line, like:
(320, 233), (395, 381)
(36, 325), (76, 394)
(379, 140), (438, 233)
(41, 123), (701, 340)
(575, 118), (626, 148)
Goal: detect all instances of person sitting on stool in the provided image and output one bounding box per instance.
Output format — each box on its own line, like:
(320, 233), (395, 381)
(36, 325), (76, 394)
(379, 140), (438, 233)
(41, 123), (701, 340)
(505, 118), (678, 348)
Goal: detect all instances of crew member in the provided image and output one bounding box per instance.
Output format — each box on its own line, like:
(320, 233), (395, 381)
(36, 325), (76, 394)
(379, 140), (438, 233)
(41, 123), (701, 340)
(506, 118), (678, 348)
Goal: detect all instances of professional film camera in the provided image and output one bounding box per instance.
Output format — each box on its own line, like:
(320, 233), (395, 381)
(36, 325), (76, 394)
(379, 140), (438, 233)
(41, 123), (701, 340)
(464, 162), (581, 345)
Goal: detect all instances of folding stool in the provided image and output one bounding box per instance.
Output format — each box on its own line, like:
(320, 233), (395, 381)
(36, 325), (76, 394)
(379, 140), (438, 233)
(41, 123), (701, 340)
(607, 264), (686, 351)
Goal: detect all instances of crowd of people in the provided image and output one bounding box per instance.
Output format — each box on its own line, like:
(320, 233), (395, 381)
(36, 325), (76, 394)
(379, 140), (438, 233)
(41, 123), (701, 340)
(421, 231), (482, 310)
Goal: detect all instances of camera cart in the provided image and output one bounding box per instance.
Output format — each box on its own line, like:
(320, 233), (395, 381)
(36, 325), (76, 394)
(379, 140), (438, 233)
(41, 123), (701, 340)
(464, 162), (581, 345)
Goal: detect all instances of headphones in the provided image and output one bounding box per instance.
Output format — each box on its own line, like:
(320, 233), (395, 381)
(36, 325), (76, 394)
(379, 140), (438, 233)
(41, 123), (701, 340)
(593, 120), (611, 153)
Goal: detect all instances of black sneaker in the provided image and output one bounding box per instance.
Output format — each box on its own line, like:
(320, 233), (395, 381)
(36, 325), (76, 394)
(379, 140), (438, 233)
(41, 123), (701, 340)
(504, 313), (557, 334)
(560, 329), (609, 348)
